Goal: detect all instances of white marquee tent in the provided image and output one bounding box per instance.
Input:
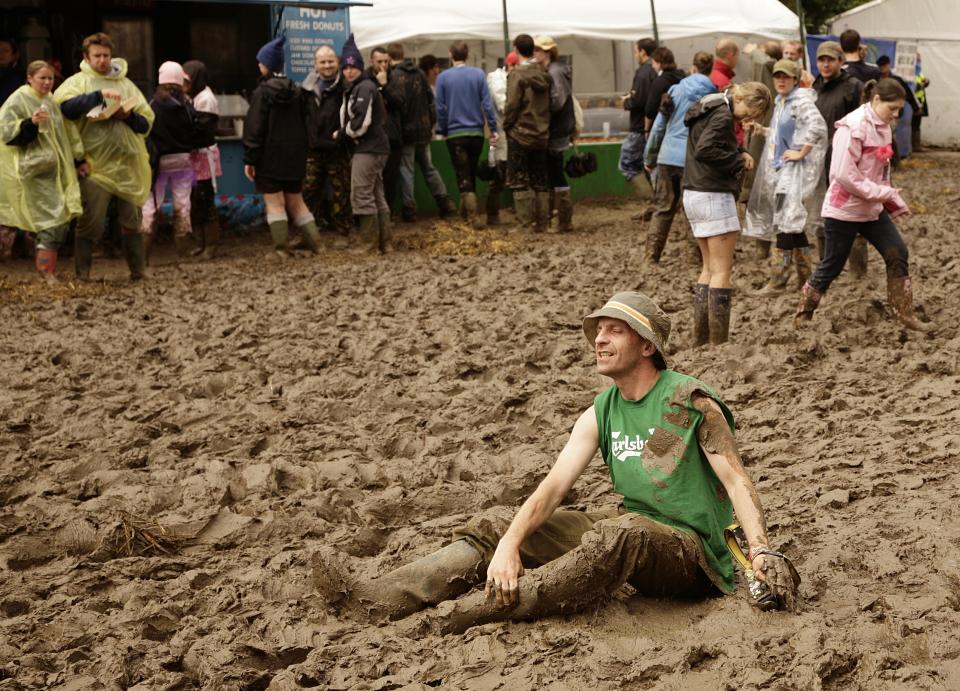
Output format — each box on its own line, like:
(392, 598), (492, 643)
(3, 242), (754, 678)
(350, 0), (801, 96)
(828, 0), (959, 146)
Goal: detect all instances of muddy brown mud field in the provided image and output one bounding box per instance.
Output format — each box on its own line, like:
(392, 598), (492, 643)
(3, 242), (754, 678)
(2, 152), (960, 690)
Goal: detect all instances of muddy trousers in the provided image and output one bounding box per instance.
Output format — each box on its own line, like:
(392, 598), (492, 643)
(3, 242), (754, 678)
(808, 212), (908, 293)
(419, 508), (715, 635)
(75, 177), (144, 280)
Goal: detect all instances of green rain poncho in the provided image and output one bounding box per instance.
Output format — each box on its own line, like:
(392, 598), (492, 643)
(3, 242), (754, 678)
(53, 58), (154, 206)
(0, 84), (83, 232)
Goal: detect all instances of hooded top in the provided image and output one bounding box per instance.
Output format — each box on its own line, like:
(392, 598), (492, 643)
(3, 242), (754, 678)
(340, 71), (390, 155)
(546, 60), (575, 149)
(812, 70), (863, 166)
(682, 91), (743, 195)
(385, 59), (436, 145)
(821, 103), (908, 223)
(0, 84), (82, 231)
(645, 67), (686, 125)
(644, 73), (716, 169)
(503, 60), (552, 149)
(53, 58), (154, 205)
(243, 74), (307, 180)
(148, 86), (196, 159)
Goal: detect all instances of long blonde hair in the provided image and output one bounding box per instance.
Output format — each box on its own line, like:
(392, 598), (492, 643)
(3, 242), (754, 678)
(730, 81), (772, 120)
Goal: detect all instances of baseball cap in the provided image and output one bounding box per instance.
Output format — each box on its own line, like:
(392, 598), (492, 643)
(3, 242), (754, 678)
(816, 41), (843, 60)
(772, 59), (801, 78)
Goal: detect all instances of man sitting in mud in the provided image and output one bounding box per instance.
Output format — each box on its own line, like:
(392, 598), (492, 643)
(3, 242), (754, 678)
(314, 292), (799, 633)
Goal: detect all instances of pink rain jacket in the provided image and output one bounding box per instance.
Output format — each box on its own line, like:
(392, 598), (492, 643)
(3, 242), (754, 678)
(821, 103), (909, 222)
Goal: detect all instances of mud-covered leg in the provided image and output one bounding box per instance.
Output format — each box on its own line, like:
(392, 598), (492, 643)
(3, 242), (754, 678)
(312, 540), (485, 621)
(404, 514), (705, 636)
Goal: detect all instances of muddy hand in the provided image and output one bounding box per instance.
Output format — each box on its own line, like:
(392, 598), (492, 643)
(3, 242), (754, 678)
(753, 551), (800, 611)
(484, 544), (524, 608)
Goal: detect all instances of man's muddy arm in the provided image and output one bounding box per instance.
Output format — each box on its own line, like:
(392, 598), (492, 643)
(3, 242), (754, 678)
(694, 394), (801, 610)
(485, 406), (599, 605)
(692, 395), (769, 552)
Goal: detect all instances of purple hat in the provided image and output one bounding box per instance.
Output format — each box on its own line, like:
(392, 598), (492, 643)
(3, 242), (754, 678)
(340, 33), (364, 71)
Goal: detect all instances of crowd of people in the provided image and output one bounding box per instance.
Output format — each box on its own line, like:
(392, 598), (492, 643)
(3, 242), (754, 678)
(619, 28), (933, 340)
(0, 27), (934, 336)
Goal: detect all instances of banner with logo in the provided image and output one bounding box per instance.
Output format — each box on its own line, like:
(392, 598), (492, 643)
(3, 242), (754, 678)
(281, 6), (350, 84)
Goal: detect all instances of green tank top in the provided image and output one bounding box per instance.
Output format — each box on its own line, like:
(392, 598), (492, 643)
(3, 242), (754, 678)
(594, 369), (735, 592)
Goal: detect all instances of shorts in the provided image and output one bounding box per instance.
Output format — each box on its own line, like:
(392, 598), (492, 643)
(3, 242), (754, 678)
(255, 175), (303, 194)
(682, 190), (740, 238)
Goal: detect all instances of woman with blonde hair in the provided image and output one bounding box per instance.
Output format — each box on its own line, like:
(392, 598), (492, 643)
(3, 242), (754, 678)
(0, 60), (82, 280)
(682, 81), (772, 344)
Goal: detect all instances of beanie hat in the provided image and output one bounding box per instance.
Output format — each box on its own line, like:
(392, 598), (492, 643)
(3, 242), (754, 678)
(257, 35), (286, 74)
(340, 33), (364, 71)
(158, 61), (185, 86)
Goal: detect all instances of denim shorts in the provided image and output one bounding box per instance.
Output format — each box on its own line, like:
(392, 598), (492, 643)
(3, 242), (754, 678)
(682, 190), (740, 238)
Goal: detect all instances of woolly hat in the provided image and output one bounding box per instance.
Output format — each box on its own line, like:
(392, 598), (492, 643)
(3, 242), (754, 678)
(158, 61), (185, 86)
(340, 33), (364, 71)
(257, 35), (286, 74)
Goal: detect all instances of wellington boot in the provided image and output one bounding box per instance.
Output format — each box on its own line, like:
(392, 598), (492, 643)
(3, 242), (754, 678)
(793, 246), (816, 288)
(847, 236), (868, 278)
(298, 220), (321, 253)
(753, 238), (771, 261)
(708, 287), (732, 345)
(628, 175), (653, 222)
(644, 216), (671, 264)
(435, 195), (457, 219)
(628, 174), (653, 204)
(200, 223), (220, 261)
(122, 233), (147, 281)
(755, 248), (793, 296)
(556, 190), (574, 232)
(312, 540), (484, 622)
(461, 192), (481, 228)
(794, 282), (822, 327)
(485, 190), (503, 226)
(0, 226), (16, 261)
(35, 248), (58, 283)
(74, 237), (95, 281)
(173, 234), (191, 260)
(693, 283), (709, 347)
(143, 234), (153, 266)
(512, 190), (534, 228)
(378, 211), (394, 253)
(887, 276), (934, 332)
(533, 191), (550, 233)
(269, 219), (290, 256)
(352, 214), (380, 254)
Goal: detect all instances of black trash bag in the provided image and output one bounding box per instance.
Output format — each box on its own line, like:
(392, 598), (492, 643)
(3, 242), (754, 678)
(565, 150), (598, 178)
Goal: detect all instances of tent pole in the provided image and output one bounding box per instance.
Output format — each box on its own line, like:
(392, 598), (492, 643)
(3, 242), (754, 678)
(502, 0), (510, 55)
(796, 0), (807, 68)
(649, 0), (659, 44)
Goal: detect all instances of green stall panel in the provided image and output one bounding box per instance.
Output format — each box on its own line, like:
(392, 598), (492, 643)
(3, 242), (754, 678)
(409, 141), (631, 213)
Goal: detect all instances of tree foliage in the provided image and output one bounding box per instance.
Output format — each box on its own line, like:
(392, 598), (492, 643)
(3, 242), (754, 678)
(780, 0), (876, 34)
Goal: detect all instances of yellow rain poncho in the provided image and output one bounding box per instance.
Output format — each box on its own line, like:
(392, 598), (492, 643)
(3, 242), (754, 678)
(53, 58), (154, 206)
(0, 84), (83, 232)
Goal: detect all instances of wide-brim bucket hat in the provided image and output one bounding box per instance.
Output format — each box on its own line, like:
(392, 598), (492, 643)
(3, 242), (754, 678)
(582, 292), (671, 369)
